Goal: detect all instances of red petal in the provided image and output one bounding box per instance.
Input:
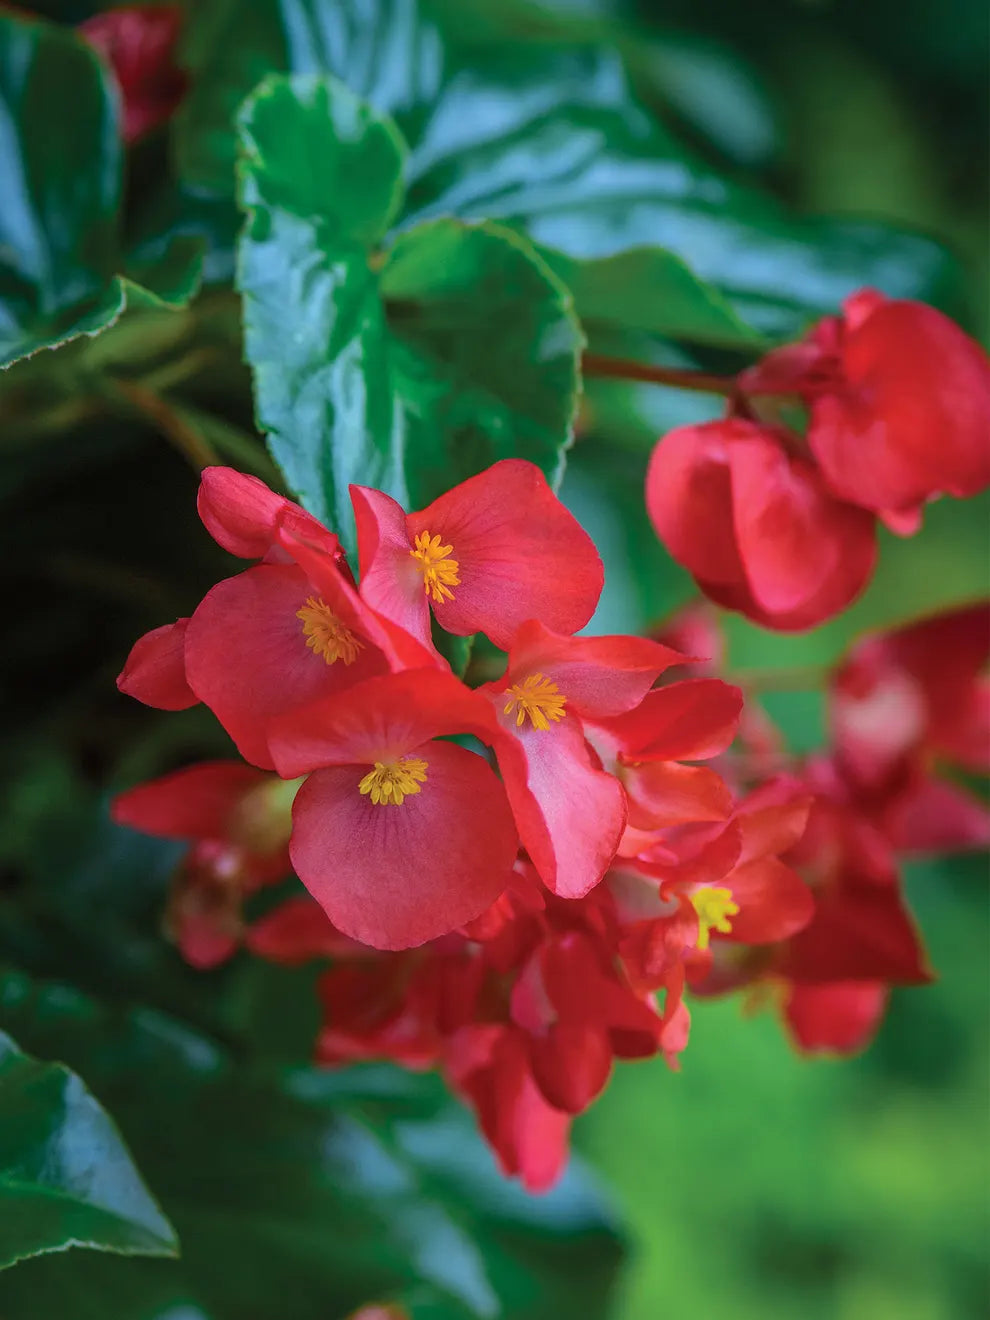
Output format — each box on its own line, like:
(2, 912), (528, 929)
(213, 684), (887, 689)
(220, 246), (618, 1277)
(595, 679), (742, 763)
(246, 896), (360, 964)
(117, 619), (196, 710)
(728, 432), (846, 614)
(810, 299), (990, 513)
(185, 564), (388, 769)
(496, 618), (686, 719)
(529, 1024), (613, 1114)
(112, 761), (269, 840)
(724, 858), (815, 944)
(351, 484), (435, 655)
(784, 980), (888, 1055)
(645, 423), (744, 583)
(447, 1025), (571, 1192)
(408, 460), (603, 649)
(492, 712), (625, 899)
(778, 875), (931, 985)
(735, 792), (813, 864)
(884, 778), (990, 855)
(197, 467), (339, 561)
(269, 668), (502, 778)
(623, 761), (733, 830)
(288, 741), (516, 949)
(277, 517), (438, 672)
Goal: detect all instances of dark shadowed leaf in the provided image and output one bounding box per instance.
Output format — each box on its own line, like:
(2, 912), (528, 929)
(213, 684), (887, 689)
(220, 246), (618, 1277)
(0, 13), (124, 368)
(0, 971), (624, 1320)
(0, 1031), (177, 1271)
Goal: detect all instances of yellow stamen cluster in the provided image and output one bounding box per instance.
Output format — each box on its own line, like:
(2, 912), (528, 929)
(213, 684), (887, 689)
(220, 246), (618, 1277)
(297, 596), (363, 665)
(358, 756), (429, 806)
(689, 886), (740, 951)
(410, 530), (460, 604)
(502, 673), (567, 732)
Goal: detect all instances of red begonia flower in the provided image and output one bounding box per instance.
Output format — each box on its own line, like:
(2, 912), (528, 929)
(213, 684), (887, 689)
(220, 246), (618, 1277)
(78, 5), (187, 144)
(315, 959), (444, 1069)
(782, 980), (889, 1056)
(829, 603), (990, 852)
(117, 617), (195, 710)
(646, 419), (876, 629)
(446, 1023), (571, 1193)
(512, 930), (664, 1112)
(806, 293), (990, 521)
(268, 670), (517, 949)
(196, 467), (342, 564)
(773, 765), (931, 986)
(831, 602), (990, 788)
(165, 469), (433, 769)
(112, 761), (295, 968)
(586, 678), (741, 853)
(643, 805), (813, 954)
(482, 622), (681, 900)
(352, 460), (603, 652)
(183, 561), (391, 769)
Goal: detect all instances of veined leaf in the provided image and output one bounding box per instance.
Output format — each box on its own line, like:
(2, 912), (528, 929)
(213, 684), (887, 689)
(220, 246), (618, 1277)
(236, 74), (581, 549)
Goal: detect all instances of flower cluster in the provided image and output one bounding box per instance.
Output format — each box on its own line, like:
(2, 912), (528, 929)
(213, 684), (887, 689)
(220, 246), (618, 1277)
(660, 602), (989, 1053)
(115, 461), (820, 1187)
(646, 291), (990, 628)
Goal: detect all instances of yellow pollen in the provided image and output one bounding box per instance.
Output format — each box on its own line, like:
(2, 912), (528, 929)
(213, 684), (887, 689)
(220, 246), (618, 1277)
(297, 597), (363, 666)
(410, 530), (460, 605)
(690, 887), (740, 951)
(502, 673), (567, 732)
(358, 756), (429, 806)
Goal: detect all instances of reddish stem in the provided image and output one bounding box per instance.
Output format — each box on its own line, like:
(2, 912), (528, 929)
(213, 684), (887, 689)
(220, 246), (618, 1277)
(581, 352), (740, 397)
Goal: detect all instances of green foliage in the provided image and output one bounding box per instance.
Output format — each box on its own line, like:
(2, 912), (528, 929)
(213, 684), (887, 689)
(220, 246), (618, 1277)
(0, 1), (986, 1316)
(0, 971), (623, 1320)
(0, 1031), (177, 1271)
(236, 73), (582, 547)
(0, 13), (124, 366)
(180, 0), (958, 349)
(0, 12), (207, 370)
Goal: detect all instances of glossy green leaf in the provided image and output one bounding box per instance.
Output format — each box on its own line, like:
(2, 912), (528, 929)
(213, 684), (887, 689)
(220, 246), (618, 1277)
(381, 219), (582, 504)
(0, 1030), (177, 1271)
(235, 74), (409, 540)
(176, 0), (444, 193)
(180, 2), (957, 349)
(236, 74), (581, 548)
(0, 971), (624, 1319)
(122, 237), (205, 311)
(0, 13), (124, 368)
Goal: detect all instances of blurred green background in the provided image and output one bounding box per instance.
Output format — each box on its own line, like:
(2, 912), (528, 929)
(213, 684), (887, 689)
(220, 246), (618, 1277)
(569, 3), (990, 1317)
(0, 1), (987, 1317)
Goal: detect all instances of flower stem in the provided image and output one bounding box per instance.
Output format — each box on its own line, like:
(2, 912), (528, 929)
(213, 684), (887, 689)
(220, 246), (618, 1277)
(581, 353), (739, 396)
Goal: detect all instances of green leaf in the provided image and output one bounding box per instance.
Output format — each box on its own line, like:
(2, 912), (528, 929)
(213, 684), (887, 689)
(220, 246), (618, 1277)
(0, 971), (624, 1319)
(236, 73), (409, 540)
(180, 4), (957, 345)
(122, 237), (205, 311)
(0, 1030), (177, 1271)
(381, 219), (582, 505)
(0, 13), (124, 368)
(236, 74), (581, 548)
(541, 246), (767, 349)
